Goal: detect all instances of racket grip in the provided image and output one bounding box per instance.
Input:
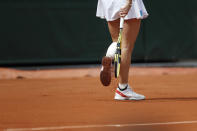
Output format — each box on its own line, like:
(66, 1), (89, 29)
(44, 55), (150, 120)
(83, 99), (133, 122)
(120, 17), (124, 29)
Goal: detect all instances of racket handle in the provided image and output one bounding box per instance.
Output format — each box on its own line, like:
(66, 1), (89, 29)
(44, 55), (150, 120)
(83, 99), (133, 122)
(120, 17), (124, 29)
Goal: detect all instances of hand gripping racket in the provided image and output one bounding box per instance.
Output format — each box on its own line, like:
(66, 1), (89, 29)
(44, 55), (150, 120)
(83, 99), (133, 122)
(114, 17), (124, 78)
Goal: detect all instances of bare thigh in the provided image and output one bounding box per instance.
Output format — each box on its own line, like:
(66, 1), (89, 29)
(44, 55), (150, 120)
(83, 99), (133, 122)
(107, 18), (141, 48)
(122, 19), (141, 52)
(107, 19), (120, 42)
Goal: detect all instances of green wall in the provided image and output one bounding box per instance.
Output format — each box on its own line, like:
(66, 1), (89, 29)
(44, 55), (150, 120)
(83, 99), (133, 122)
(0, 0), (196, 65)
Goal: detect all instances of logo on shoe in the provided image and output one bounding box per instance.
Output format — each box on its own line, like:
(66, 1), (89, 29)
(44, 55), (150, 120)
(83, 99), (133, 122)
(116, 90), (128, 97)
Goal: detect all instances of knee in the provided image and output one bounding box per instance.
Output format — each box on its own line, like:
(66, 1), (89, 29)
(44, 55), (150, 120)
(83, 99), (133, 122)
(121, 43), (134, 53)
(121, 47), (132, 55)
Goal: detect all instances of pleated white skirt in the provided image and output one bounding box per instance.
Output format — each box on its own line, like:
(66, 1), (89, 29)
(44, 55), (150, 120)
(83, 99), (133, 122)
(96, 0), (148, 21)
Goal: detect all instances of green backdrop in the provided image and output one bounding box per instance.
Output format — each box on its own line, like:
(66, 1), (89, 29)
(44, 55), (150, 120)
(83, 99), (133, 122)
(0, 0), (196, 65)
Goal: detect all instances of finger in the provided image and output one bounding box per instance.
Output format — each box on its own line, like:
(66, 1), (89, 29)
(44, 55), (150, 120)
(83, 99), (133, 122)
(120, 10), (127, 14)
(120, 10), (127, 13)
(119, 13), (126, 17)
(120, 8), (127, 12)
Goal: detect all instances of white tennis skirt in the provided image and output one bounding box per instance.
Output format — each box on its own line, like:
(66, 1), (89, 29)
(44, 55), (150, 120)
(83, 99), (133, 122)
(96, 0), (148, 21)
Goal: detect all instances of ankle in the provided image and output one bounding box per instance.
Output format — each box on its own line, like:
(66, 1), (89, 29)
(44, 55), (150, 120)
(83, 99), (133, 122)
(118, 83), (128, 91)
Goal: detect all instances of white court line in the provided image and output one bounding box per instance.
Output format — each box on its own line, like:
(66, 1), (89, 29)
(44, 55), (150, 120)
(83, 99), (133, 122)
(5, 120), (197, 131)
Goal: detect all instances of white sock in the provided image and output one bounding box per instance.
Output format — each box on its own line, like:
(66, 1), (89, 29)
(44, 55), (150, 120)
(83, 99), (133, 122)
(118, 83), (128, 90)
(106, 42), (117, 58)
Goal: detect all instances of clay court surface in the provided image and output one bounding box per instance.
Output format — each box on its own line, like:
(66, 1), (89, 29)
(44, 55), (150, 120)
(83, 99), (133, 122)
(0, 67), (197, 131)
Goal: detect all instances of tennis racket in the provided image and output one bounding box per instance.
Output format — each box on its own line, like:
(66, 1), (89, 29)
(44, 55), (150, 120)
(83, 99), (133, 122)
(114, 17), (124, 78)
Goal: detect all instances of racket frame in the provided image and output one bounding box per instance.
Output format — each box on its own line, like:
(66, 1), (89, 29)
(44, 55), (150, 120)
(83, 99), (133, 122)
(114, 18), (124, 78)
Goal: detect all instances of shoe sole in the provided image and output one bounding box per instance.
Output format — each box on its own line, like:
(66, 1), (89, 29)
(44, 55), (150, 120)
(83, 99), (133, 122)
(100, 57), (112, 86)
(114, 93), (145, 101)
(114, 97), (145, 101)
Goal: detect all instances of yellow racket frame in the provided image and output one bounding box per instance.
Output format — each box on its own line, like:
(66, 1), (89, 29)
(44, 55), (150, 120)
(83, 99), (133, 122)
(114, 29), (122, 78)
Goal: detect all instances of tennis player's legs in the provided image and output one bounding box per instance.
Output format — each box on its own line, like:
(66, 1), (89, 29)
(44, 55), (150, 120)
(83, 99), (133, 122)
(108, 18), (141, 84)
(108, 18), (145, 100)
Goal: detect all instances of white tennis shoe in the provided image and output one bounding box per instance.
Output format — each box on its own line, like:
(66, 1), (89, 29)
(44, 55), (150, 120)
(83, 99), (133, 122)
(114, 85), (145, 100)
